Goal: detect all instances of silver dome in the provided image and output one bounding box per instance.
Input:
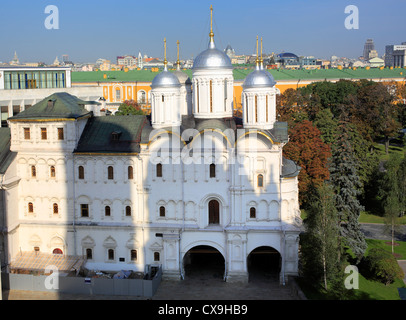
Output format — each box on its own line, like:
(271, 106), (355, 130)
(193, 41), (233, 70)
(151, 69), (181, 89)
(172, 70), (192, 85)
(242, 68), (276, 88)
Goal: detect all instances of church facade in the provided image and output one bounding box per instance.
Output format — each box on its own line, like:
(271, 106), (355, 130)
(1, 9), (301, 284)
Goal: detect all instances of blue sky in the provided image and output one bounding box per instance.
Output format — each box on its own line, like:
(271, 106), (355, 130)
(0, 0), (405, 64)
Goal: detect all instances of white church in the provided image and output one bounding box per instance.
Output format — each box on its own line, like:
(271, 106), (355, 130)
(0, 7), (301, 284)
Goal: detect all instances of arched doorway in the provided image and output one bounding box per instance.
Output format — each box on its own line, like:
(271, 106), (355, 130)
(183, 245), (225, 281)
(247, 246), (281, 282)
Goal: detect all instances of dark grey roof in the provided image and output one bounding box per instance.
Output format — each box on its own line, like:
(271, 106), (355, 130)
(281, 157), (301, 178)
(8, 92), (93, 121)
(75, 115), (148, 154)
(0, 128), (16, 175)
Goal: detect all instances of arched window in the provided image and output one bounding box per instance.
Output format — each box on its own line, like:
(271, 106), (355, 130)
(108, 166), (114, 180)
(131, 250), (137, 261)
(53, 203), (58, 214)
(28, 202), (34, 213)
(156, 163), (162, 177)
(257, 174), (264, 187)
(31, 165), (36, 178)
(208, 200), (220, 225)
(78, 166), (84, 180)
(50, 166), (56, 178)
(255, 95), (258, 123)
(128, 166), (134, 180)
(105, 206), (111, 216)
(159, 206), (166, 217)
(250, 207), (256, 219)
(125, 206), (131, 216)
(108, 249), (115, 260)
(154, 252), (160, 261)
(210, 80), (213, 112)
(86, 248), (93, 260)
(53, 248), (63, 255)
(210, 163), (216, 178)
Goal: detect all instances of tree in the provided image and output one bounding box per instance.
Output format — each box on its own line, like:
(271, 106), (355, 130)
(314, 108), (338, 146)
(283, 120), (331, 206)
(329, 119), (367, 262)
(300, 182), (340, 291)
(349, 82), (401, 154)
(363, 248), (404, 285)
(380, 153), (406, 253)
(115, 100), (145, 116)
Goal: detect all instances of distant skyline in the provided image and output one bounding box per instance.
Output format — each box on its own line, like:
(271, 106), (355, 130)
(1, 0), (405, 64)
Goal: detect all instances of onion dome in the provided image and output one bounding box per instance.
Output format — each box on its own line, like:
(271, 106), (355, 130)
(192, 6), (232, 70)
(243, 67), (276, 88)
(243, 37), (276, 88)
(151, 38), (181, 89)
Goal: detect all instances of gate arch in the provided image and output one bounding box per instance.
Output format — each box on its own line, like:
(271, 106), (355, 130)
(247, 246), (281, 282)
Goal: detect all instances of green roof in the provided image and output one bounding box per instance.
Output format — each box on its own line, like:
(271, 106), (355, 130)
(9, 92), (92, 121)
(0, 128), (16, 175)
(71, 67), (406, 83)
(75, 115), (148, 154)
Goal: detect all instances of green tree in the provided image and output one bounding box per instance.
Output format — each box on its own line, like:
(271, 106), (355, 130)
(314, 108), (338, 146)
(380, 153), (406, 253)
(329, 120), (367, 262)
(364, 248), (404, 285)
(300, 182), (340, 291)
(115, 100), (145, 116)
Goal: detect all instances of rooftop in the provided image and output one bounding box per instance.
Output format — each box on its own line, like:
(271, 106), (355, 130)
(8, 92), (93, 121)
(71, 67), (406, 84)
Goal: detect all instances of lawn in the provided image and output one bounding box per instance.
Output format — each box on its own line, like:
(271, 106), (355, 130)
(374, 139), (406, 162)
(359, 211), (406, 225)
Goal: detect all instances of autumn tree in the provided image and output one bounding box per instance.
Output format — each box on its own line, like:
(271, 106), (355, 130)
(115, 100), (145, 116)
(283, 120), (331, 206)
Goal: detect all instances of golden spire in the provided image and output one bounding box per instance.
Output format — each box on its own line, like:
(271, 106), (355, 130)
(176, 40), (180, 69)
(164, 38), (168, 70)
(209, 5), (214, 43)
(260, 37), (264, 69)
(255, 36), (260, 68)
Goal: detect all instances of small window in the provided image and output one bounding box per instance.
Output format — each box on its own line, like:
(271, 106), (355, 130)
(24, 128), (30, 140)
(156, 163), (162, 177)
(131, 250), (137, 261)
(108, 249), (115, 260)
(53, 203), (58, 214)
(128, 166), (134, 180)
(34, 246), (40, 252)
(154, 252), (160, 261)
(78, 166), (84, 180)
(28, 202), (34, 213)
(50, 166), (56, 178)
(105, 206), (111, 217)
(162, 95), (165, 102)
(257, 174), (264, 187)
(210, 163), (216, 178)
(31, 165), (36, 178)
(125, 206), (131, 216)
(250, 207), (256, 219)
(159, 206), (166, 217)
(57, 128), (64, 140)
(108, 166), (114, 180)
(86, 248), (93, 260)
(41, 128), (47, 140)
(81, 204), (89, 217)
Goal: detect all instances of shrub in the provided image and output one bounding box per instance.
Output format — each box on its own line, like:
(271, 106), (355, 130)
(363, 248), (404, 285)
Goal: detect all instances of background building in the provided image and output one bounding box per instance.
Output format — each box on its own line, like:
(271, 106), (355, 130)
(385, 43), (406, 67)
(363, 39), (375, 60)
